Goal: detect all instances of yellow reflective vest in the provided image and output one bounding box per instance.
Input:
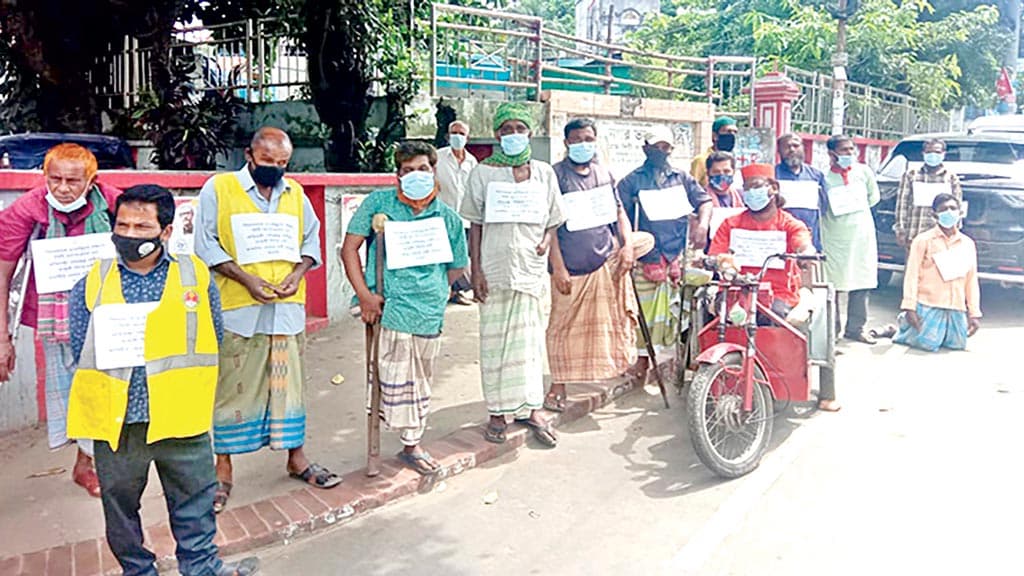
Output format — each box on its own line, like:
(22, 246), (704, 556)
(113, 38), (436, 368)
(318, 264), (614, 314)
(66, 255), (219, 451)
(212, 173), (306, 311)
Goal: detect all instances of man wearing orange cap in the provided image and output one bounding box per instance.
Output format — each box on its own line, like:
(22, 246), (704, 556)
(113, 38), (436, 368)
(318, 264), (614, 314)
(709, 163), (839, 411)
(0, 143), (122, 496)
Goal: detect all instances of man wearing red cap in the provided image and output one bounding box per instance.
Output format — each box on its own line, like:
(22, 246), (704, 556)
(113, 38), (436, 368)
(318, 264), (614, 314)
(709, 163), (839, 411)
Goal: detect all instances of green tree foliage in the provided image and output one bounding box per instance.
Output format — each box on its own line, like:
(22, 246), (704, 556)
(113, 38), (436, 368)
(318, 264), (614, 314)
(629, 0), (1009, 109)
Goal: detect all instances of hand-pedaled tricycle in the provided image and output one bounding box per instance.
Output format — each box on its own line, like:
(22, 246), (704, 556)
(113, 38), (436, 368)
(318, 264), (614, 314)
(677, 252), (836, 478)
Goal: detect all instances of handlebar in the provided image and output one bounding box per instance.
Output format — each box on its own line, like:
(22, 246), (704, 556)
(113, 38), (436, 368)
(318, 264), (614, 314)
(697, 252), (826, 286)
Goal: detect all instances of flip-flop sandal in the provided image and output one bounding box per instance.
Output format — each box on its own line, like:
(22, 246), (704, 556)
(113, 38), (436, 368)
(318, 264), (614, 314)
(543, 393), (566, 413)
(73, 468), (102, 498)
(484, 423), (507, 444)
(289, 463), (343, 489)
(213, 481), (232, 514)
(397, 451), (441, 475)
(516, 418), (558, 448)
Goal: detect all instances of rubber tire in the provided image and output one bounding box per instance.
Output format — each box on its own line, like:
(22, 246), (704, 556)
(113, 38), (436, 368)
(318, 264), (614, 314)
(687, 352), (773, 479)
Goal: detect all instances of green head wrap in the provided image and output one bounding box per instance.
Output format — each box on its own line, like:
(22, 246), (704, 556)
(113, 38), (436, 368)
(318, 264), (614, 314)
(712, 116), (737, 133)
(492, 102), (533, 132)
(485, 102), (534, 167)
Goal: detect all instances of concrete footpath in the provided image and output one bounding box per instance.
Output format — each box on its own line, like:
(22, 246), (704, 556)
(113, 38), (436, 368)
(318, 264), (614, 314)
(0, 302), (654, 575)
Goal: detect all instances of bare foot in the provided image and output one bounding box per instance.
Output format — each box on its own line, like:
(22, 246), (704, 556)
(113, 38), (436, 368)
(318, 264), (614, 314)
(818, 399), (842, 412)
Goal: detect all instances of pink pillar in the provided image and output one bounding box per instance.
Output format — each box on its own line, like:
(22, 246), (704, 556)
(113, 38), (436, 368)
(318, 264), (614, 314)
(750, 72), (801, 139)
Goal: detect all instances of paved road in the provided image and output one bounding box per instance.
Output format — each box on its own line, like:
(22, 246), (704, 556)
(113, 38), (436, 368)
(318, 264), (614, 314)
(253, 284), (1024, 576)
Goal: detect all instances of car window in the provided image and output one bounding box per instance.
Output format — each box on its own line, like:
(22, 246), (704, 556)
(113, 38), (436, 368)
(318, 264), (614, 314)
(880, 140), (1024, 178)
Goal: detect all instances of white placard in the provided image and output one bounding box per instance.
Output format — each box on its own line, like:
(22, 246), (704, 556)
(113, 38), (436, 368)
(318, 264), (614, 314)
(912, 181), (952, 208)
(230, 213), (301, 265)
(169, 198), (198, 255)
(93, 302), (159, 370)
(31, 233), (116, 294)
(384, 218), (454, 270)
(637, 185), (694, 221)
(729, 229), (787, 270)
(710, 207), (745, 238)
(484, 182), (547, 225)
(961, 200), (969, 219)
(932, 245), (971, 282)
(779, 181), (821, 210)
(827, 182), (870, 216)
(562, 185), (618, 232)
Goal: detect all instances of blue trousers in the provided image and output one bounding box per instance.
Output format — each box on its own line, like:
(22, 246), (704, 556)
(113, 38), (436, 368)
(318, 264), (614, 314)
(94, 424), (223, 576)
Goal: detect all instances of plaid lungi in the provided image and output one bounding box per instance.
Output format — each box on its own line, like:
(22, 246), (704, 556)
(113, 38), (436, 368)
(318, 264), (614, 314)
(546, 253), (638, 383)
(479, 289), (545, 418)
(371, 328), (441, 446)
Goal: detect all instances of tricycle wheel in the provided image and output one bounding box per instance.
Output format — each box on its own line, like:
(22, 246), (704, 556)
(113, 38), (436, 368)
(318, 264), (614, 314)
(687, 352), (773, 478)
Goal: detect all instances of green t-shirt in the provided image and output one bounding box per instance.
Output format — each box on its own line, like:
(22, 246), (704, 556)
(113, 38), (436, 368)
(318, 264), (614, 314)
(347, 189), (469, 335)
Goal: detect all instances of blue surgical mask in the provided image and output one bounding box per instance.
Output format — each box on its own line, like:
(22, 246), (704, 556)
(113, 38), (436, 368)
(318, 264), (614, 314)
(923, 152), (944, 167)
(567, 142), (596, 164)
(836, 154), (855, 169)
(500, 133), (530, 156)
(936, 208), (960, 229)
(742, 186), (772, 211)
(449, 134), (467, 151)
(709, 174), (734, 191)
(399, 171), (436, 201)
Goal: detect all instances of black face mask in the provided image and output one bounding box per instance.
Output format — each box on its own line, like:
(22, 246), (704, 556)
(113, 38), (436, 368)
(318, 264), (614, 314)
(250, 163), (286, 187)
(645, 148), (670, 168)
(716, 133), (736, 152)
(112, 233), (162, 262)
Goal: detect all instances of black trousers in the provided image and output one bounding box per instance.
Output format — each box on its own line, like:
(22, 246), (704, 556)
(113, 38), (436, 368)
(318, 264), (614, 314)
(94, 424), (222, 576)
(835, 289), (870, 337)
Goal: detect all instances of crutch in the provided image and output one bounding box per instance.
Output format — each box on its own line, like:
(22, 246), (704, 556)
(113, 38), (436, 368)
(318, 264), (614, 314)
(366, 214), (387, 477)
(630, 204), (670, 409)
(3, 224), (40, 385)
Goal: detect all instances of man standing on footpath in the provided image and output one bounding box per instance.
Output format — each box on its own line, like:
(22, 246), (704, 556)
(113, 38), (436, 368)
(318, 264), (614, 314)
(342, 141), (468, 474)
(545, 118), (654, 413)
(691, 116), (740, 187)
(822, 135), (881, 344)
(435, 120), (478, 305)
(196, 127), (340, 513)
(894, 138), (962, 250)
(461, 102), (564, 448)
(0, 143), (122, 498)
(66, 184), (259, 576)
(775, 133), (827, 251)
(618, 125), (712, 380)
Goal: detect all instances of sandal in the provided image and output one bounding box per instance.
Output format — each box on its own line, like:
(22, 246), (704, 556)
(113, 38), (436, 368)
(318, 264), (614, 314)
(484, 423), (507, 444)
(289, 463), (343, 489)
(397, 451), (441, 475)
(213, 481), (232, 514)
(516, 418), (558, 448)
(73, 468), (102, 498)
(543, 392), (566, 413)
(845, 331), (877, 345)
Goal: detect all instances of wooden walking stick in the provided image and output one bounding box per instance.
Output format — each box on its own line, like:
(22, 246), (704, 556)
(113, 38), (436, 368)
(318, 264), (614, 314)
(3, 224), (39, 386)
(630, 205), (670, 409)
(366, 214), (388, 477)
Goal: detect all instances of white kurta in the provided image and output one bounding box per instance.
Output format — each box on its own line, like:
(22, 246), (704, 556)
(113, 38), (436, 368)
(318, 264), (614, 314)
(821, 164), (880, 291)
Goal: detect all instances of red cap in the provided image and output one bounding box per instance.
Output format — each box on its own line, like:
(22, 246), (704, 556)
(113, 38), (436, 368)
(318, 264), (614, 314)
(740, 163), (774, 181)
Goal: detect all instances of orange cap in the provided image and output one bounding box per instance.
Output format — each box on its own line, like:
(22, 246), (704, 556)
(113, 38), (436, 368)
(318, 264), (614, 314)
(739, 163), (774, 181)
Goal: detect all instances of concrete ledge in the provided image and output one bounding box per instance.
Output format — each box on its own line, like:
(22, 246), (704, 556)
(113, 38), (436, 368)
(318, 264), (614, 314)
(0, 375), (646, 575)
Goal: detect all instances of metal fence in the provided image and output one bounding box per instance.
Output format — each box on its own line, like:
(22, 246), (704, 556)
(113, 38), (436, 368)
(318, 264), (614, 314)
(93, 19), (307, 110)
(428, 3), (757, 121)
(783, 66), (952, 140)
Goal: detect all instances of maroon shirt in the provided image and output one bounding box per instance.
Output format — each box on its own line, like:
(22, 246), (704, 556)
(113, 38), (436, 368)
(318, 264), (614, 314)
(0, 183), (122, 327)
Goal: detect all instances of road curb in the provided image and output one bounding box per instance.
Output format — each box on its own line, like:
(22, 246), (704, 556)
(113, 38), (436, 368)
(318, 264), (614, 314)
(1, 375), (647, 575)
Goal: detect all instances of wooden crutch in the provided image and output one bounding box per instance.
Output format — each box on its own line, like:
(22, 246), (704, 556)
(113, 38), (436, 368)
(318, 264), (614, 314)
(630, 204), (670, 409)
(366, 214), (387, 477)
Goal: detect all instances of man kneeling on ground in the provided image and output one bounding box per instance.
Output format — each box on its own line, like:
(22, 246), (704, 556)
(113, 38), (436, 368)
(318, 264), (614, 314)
(895, 193), (981, 351)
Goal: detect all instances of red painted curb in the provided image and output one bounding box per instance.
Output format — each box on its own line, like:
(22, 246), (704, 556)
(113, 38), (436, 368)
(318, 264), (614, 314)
(2, 376), (646, 575)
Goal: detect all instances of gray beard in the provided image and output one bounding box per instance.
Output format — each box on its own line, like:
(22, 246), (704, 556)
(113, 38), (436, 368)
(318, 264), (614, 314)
(785, 156), (803, 169)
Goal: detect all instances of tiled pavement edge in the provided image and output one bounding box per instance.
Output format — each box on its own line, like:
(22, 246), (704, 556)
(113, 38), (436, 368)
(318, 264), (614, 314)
(0, 375), (651, 576)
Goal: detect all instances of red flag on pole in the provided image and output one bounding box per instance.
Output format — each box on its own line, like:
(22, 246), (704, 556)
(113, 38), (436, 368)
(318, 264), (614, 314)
(996, 67), (1015, 101)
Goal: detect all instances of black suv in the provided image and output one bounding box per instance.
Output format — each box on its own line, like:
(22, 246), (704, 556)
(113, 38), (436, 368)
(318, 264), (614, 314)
(874, 132), (1024, 287)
